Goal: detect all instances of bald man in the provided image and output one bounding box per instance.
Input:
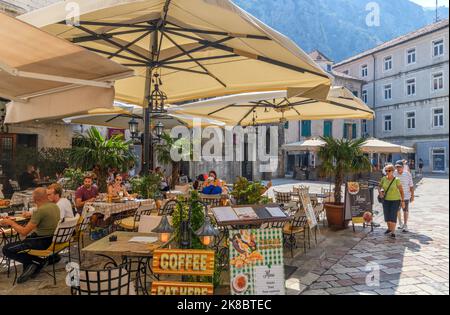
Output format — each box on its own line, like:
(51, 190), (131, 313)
(1, 187), (60, 283)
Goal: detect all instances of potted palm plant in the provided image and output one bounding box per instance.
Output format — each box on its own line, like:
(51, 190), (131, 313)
(69, 127), (136, 192)
(318, 137), (371, 229)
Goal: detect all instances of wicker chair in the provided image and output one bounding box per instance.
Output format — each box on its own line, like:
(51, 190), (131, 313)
(115, 203), (156, 232)
(199, 194), (223, 208)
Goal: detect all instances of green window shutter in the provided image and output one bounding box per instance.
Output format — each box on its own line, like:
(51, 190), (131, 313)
(352, 124), (357, 139)
(324, 121), (332, 137)
(301, 120), (311, 137)
(343, 124), (348, 139)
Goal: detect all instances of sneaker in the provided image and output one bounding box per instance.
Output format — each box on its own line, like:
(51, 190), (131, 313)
(397, 224), (404, 230)
(384, 229), (391, 235)
(17, 264), (38, 284)
(390, 233), (396, 239)
(402, 225), (409, 233)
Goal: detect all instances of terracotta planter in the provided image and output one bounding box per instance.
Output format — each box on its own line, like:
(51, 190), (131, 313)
(324, 203), (346, 229)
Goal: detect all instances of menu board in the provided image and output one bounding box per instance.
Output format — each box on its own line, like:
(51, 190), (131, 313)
(298, 191), (318, 228)
(229, 228), (285, 295)
(344, 181), (372, 223)
(233, 207), (258, 220)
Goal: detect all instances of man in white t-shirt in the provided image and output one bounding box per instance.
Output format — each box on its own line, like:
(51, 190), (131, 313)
(394, 161), (414, 233)
(47, 183), (74, 220)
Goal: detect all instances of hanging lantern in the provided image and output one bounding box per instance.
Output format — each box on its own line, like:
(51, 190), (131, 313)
(148, 73), (167, 114)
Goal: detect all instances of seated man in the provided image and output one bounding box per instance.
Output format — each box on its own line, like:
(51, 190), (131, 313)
(47, 183), (74, 219)
(75, 175), (99, 213)
(1, 188), (60, 283)
(19, 165), (38, 190)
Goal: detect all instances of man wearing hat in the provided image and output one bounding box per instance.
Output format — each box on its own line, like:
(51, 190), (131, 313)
(394, 160), (414, 232)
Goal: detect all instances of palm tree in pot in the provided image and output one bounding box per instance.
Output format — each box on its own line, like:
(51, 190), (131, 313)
(318, 137), (371, 228)
(69, 127), (136, 192)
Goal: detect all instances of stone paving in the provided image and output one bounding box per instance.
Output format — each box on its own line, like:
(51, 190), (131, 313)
(0, 176), (448, 295)
(284, 175), (449, 295)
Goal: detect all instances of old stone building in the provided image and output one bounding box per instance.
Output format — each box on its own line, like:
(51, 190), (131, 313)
(334, 19), (449, 174)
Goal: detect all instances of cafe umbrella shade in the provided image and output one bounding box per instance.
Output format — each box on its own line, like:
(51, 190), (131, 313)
(0, 12), (134, 124)
(361, 138), (414, 154)
(282, 138), (326, 153)
(169, 86), (375, 126)
(20, 0), (331, 173)
(63, 103), (227, 129)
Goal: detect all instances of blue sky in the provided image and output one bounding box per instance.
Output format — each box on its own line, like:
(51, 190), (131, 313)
(410, 0), (449, 7)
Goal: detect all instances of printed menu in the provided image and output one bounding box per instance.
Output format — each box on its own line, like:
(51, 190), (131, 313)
(229, 228), (285, 295)
(233, 207), (258, 220)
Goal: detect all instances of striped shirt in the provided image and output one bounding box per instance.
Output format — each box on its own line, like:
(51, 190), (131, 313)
(394, 171), (414, 200)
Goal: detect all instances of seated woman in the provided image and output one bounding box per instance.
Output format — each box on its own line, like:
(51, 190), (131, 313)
(202, 170), (223, 195)
(107, 174), (130, 198)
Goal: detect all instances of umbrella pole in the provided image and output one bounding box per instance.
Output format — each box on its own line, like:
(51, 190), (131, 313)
(142, 29), (159, 175)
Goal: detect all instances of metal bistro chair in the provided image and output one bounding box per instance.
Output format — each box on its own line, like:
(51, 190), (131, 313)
(282, 214), (308, 258)
(73, 206), (96, 263)
(72, 262), (136, 295)
(274, 191), (293, 205)
(158, 199), (177, 216)
(22, 215), (79, 285)
(8, 180), (21, 192)
(1, 226), (20, 278)
(199, 194), (223, 209)
(116, 203), (156, 232)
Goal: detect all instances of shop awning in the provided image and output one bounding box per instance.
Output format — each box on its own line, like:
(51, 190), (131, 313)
(283, 139), (326, 152)
(0, 12), (133, 123)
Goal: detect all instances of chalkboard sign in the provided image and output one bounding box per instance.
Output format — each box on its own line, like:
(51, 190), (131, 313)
(344, 181), (373, 230)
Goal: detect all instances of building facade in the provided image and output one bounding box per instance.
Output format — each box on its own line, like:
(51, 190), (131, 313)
(334, 19), (449, 174)
(283, 50), (367, 176)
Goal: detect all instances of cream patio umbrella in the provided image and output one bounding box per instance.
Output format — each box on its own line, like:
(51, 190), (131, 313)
(63, 102), (226, 129)
(168, 86), (374, 126)
(0, 12), (134, 124)
(20, 0), (331, 172)
(282, 138), (326, 152)
(361, 138), (406, 154)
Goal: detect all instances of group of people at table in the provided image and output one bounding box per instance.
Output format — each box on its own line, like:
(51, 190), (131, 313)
(0, 167), (232, 284)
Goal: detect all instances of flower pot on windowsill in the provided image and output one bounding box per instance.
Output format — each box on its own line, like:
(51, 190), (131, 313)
(324, 203), (347, 229)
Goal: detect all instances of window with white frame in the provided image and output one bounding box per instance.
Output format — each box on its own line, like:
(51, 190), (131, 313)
(384, 84), (392, 100)
(384, 115), (392, 132)
(362, 89), (368, 103)
(433, 108), (444, 128)
(361, 65), (368, 77)
(406, 78), (416, 96)
(432, 72), (444, 91)
(406, 111), (416, 130)
(407, 48), (416, 64)
(384, 56), (393, 71)
(433, 39), (444, 57)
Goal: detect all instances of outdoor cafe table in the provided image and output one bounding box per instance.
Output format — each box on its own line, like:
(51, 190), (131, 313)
(10, 189), (75, 207)
(87, 199), (155, 220)
(82, 231), (163, 295)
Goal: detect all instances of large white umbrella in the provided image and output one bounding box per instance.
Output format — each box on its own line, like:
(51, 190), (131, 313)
(19, 0), (331, 105)
(282, 138), (326, 152)
(168, 86), (374, 126)
(361, 138), (410, 154)
(0, 12), (133, 124)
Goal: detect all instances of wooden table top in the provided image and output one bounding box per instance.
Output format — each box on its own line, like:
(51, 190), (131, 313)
(82, 231), (163, 257)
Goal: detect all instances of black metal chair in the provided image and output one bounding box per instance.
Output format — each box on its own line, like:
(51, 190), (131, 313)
(23, 215), (79, 285)
(199, 194), (223, 207)
(71, 262), (135, 295)
(158, 200), (177, 216)
(282, 215), (308, 258)
(72, 206), (96, 263)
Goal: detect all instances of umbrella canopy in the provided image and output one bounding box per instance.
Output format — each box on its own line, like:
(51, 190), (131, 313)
(283, 138), (326, 152)
(19, 0), (331, 106)
(361, 138), (407, 154)
(400, 146), (416, 154)
(168, 86), (374, 126)
(64, 103), (226, 129)
(0, 12), (133, 123)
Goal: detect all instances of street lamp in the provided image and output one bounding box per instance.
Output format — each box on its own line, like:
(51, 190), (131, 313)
(195, 216), (219, 246)
(155, 121), (164, 139)
(128, 118), (139, 141)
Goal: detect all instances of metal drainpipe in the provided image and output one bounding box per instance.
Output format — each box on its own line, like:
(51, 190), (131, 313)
(371, 53), (376, 138)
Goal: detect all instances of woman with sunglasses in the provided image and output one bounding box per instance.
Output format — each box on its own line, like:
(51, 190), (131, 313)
(378, 164), (405, 239)
(107, 174), (130, 198)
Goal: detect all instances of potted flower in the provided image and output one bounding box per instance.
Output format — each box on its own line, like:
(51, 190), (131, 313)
(318, 137), (371, 229)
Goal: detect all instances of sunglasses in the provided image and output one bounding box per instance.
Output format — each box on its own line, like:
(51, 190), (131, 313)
(386, 170), (393, 173)
(115, 178), (122, 182)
